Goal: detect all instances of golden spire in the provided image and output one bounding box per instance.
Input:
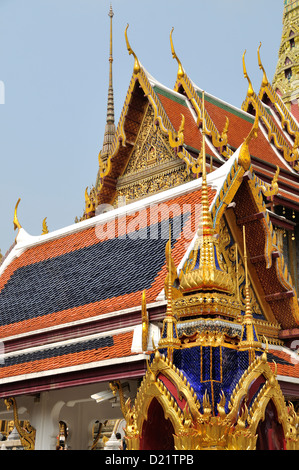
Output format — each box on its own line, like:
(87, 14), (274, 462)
(159, 225), (181, 360)
(272, 0), (299, 106)
(125, 24), (141, 75)
(100, 4), (116, 162)
(141, 290), (149, 352)
(170, 27), (184, 80)
(180, 93), (234, 294)
(239, 226), (262, 362)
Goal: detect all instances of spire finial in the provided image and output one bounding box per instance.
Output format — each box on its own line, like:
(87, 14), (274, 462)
(158, 224), (181, 359)
(200, 92), (214, 245)
(100, 4), (116, 162)
(239, 225), (262, 361)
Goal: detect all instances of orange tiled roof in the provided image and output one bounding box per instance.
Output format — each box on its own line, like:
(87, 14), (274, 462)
(0, 187), (215, 338)
(0, 331), (136, 380)
(268, 347), (299, 379)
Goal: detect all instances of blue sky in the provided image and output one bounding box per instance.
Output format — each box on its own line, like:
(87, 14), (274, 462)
(0, 0), (283, 255)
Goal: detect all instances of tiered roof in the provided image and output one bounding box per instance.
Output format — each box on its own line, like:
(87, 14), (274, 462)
(0, 26), (299, 398)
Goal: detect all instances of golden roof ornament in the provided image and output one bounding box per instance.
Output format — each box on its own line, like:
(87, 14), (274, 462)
(257, 42), (269, 89)
(13, 198), (22, 233)
(238, 226), (262, 362)
(141, 290), (149, 352)
(158, 226), (181, 360)
(238, 108), (259, 171)
(41, 218), (49, 235)
(100, 4), (116, 162)
(242, 50), (254, 98)
(125, 24), (141, 75)
(180, 93), (234, 295)
(170, 27), (185, 80)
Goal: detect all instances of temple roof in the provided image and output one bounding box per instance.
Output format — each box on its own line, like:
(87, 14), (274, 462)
(93, 48), (299, 215)
(1, 147), (298, 392)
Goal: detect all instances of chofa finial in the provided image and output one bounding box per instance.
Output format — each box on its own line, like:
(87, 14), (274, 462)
(170, 27), (184, 80)
(13, 198), (22, 232)
(257, 42), (268, 88)
(125, 24), (141, 75)
(242, 50), (254, 98)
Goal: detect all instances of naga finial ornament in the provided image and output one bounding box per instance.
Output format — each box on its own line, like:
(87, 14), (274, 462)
(257, 42), (269, 88)
(125, 24), (140, 75)
(170, 27), (184, 80)
(242, 50), (254, 98)
(13, 198), (22, 232)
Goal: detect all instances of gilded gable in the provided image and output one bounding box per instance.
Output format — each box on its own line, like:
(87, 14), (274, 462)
(115, 105), (192, 204)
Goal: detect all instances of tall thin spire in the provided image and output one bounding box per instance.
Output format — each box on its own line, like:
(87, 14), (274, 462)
(180, 92), (234, 295)
(272, 0), (299, 110)
(101, 4), (116, 161)
(239, 226), (262, 363)
(159, 225), (181, 360)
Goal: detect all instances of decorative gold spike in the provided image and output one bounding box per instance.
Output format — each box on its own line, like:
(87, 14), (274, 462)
(243, 225), (251, 321)
(238, 108), (259, 171)
(100, 4), (116, 162)
(170, 27), (184, 80)
(41, 218), (49, 235)
(239, 225), (262, 361)
(125, 24), (140, 75)
(13, 198), (22, 232)
(242, 50), (254, 98)
(164, 234), (182, 299)
(159, 225), (181, 358)
(180, 92), (235, 295)
(257, 42), (268, 88)
(141, 290), (149, 352)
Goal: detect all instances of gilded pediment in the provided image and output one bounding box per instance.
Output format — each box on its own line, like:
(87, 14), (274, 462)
(115, 105), (192, 203)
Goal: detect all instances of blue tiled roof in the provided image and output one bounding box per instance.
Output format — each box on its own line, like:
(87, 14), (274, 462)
(0, 214), (187, 328)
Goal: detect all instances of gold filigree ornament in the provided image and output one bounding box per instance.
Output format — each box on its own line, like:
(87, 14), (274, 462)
(4, 397), (36, 450)
(257, 165), (280, 198)
(122, 337), (299, 450)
